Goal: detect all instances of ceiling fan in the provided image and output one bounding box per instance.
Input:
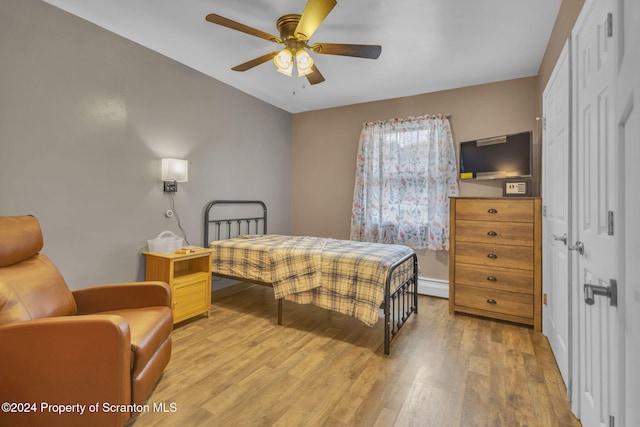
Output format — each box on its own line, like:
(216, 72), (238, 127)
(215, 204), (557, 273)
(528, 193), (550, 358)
(205, 0), (382, 85)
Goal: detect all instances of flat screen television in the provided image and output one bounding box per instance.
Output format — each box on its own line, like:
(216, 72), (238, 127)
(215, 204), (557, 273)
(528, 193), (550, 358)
(459, 131), (532, 180)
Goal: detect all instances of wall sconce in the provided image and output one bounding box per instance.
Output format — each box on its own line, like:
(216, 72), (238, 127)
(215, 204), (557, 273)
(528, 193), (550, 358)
(161, 158), (188, 193)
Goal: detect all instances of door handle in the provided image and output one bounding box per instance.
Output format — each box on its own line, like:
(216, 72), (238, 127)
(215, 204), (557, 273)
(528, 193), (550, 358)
(553, 233), (567, 245)
(584, 280), (617, 307)
(569, 240), (584, 255)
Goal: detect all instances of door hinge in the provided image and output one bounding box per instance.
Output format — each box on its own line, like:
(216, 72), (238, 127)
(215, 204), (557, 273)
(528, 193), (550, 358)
(543, 205), (547, 217)
(543, 293), (548, 305)
(608, 210), (614, 236)
(609, 414), (615, 427)
(543, 117), (547, 131)
(607, 13), (613, 38)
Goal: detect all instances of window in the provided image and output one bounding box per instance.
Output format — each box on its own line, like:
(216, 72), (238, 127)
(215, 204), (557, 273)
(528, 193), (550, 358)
(350, 115), (459, 250)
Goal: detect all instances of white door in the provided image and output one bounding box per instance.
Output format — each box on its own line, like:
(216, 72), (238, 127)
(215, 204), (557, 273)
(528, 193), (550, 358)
(615, 0), (639, 425)
(542, 40), (572, 390)
(571, 0), (620, 425)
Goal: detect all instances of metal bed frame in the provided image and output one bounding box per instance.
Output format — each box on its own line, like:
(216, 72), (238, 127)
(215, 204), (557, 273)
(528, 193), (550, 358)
(203, 200), (418, 355)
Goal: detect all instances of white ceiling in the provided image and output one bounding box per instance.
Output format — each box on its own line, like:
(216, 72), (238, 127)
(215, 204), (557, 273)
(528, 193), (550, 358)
(42, 0), (562, 114)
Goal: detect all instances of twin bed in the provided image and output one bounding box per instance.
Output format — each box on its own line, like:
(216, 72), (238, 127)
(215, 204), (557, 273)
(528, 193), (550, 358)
(203, 200), (418, 355)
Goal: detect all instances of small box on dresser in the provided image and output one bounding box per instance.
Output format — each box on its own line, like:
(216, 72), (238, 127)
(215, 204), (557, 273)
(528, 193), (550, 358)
(449, 197), (542, 331)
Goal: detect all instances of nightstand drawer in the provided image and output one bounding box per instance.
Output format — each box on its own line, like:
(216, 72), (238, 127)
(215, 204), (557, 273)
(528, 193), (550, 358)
(455, 242), (533, 271)
(454, 199), (534, 222)
(455, 220), (533, 246)
(455, 284), (533, 318)
(173, 271), (209, 286)
(455, 264), (533, 294)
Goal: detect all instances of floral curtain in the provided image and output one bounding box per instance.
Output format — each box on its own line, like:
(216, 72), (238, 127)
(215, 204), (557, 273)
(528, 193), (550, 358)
(350, 114), (459, 250)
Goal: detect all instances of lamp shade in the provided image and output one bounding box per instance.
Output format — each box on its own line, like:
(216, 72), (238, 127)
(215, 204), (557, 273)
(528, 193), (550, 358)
(273, 48), (293, 76)
(161, 158), (188, 182)
(295, 50), (314, 76)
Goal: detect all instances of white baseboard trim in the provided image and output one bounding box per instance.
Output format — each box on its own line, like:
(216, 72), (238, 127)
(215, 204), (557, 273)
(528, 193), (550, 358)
(418, 277), (449, 299)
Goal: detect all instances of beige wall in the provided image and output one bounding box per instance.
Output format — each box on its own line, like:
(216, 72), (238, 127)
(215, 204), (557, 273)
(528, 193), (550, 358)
(292, 77), (538, 281)
(290, 0), (585, 284)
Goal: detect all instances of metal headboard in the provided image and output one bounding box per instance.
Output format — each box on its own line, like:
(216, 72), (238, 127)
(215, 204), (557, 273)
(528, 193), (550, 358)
(203, 200), (267, 247)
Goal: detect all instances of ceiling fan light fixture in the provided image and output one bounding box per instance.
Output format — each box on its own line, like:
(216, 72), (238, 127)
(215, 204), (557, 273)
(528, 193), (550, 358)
(206, 1), (381, 85)
(295, 49), (314, 76)
(274, 48), (294, 76)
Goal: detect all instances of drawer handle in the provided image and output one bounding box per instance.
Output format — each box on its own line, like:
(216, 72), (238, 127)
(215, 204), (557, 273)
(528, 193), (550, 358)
(487, 276), (497, 281)
(487, 299), (497, 305)
(487, 253), (498, 259)
(487, 208), (498, 214)
(487, 231), (498, 237)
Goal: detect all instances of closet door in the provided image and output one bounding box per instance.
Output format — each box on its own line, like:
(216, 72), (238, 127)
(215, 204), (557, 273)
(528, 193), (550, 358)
(571, 0), (620, 425)
(614, 0), (640, 425)
(542, 39), (572, 392)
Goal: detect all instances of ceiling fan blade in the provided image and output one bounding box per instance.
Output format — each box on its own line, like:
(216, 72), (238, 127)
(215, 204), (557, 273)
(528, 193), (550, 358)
(231, 51), (279, 72)
(311, 43), (382, 59)
(305, 65), (325, 85)
(206, 14), (281, 43)
(295, 0), (337, 41)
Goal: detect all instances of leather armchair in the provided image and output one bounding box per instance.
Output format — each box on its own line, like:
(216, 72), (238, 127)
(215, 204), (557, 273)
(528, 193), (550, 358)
(0, 216), (173, 427)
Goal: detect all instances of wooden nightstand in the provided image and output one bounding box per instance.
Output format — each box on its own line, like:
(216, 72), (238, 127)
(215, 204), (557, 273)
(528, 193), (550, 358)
(144, 249), (213, 324)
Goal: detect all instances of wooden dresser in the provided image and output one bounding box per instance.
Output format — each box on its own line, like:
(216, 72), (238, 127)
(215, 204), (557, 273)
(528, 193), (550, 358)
(449, 197), (542, 331)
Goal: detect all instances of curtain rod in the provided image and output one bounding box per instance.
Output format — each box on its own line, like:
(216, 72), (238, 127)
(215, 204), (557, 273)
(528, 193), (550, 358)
(363, 114), (451, 128)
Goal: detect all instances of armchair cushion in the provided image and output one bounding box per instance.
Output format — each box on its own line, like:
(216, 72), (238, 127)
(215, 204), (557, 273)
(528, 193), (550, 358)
(0, 215), (43, 267)
(0, 253), (77, 324)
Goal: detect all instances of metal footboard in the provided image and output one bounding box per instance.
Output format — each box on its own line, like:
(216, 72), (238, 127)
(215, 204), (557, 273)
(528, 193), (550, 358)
(203, 200), (283, 321)
(383, 252), (419, 355)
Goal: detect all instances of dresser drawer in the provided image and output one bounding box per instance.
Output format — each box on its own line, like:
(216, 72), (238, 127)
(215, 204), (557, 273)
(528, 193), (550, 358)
(455, 242), (533, 270)
(455, 220), (533, 246)
(455, 264), (533, 293)
(455, 284), (533, 318)
(454, 199), (534, 223)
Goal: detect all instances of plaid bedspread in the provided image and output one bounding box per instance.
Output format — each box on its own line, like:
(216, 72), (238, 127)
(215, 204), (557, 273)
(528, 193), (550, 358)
(209, 235), (416, 326)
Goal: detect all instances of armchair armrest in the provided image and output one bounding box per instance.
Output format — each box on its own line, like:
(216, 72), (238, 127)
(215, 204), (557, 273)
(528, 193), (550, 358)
(0, 315), (133, 426)
(73, 281), (171, 314)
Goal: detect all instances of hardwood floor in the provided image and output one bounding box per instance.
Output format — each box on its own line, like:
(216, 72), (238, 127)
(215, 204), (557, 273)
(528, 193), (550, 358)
(131, 285), (581, 427)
